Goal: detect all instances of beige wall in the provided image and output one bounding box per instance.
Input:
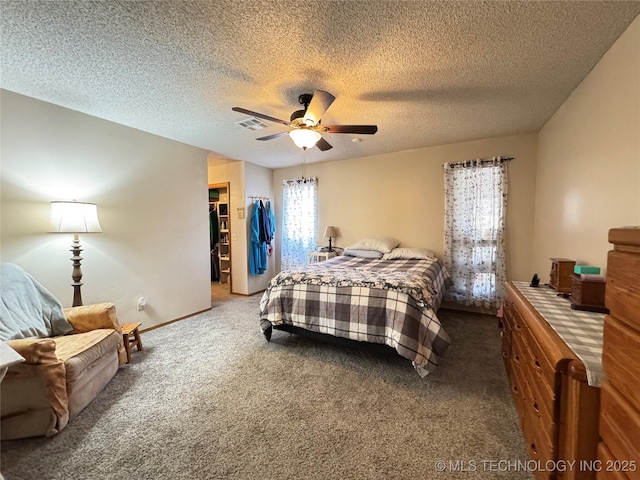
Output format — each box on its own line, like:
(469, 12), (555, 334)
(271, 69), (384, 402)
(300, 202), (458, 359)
(533, 16), (640, 277)
(1, 90), (212, 328)
(273, 133), (538, 282)
(244, 161), (275, 294)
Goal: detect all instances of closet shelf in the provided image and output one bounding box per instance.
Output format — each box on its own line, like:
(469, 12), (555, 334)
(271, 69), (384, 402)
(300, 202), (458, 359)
(210, 192), (231, 286)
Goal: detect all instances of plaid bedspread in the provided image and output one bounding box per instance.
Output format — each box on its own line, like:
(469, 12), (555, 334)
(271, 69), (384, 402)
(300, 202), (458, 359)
(259, 256), (451, 377)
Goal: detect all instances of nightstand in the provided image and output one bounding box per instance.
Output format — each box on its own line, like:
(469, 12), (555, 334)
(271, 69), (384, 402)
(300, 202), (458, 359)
(308, 251), (337, 263)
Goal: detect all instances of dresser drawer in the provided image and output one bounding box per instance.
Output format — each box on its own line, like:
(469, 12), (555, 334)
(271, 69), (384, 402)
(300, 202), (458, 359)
(522, 406), (555, 480)
(518, 330), (556, 411)
(602, 316), (640, 408)
(510, 333), (529, 427)
(520, 323), (557, 399)
(605, 250), (640, 329)
(503, 297), (515, 329)
(505, 298), (525, 333)
(599, 382), (640, 480)
(596, 442), (632, 480)
(520, 372), (557, 450)
(517, 345), (556, 465)
(501, 324), (512, 362)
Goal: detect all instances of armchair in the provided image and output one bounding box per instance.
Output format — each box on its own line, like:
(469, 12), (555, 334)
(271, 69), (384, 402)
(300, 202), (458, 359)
(1, 264), (126, 440)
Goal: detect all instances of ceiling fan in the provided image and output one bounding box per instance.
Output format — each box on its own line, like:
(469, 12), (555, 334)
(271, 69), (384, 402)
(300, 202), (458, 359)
(232, 90), (377, 151)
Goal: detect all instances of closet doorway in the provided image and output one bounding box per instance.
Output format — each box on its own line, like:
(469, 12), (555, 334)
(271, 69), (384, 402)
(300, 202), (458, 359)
(208, 182), (232, 299)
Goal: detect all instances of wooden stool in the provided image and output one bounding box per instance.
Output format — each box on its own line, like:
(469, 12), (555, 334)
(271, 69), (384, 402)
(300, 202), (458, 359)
(121, 322), (143, 364)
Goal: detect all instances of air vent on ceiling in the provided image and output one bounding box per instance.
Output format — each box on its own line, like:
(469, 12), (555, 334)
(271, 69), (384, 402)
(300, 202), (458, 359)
(235, 117), (269, 131)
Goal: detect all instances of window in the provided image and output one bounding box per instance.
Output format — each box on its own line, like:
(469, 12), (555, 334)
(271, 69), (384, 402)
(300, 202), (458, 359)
(443, 158), (509, 309)
(281, 178), (317, 270)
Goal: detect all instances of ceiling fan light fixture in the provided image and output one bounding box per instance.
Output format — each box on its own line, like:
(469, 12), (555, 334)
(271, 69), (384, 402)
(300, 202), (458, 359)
(289, 128), (321, 150)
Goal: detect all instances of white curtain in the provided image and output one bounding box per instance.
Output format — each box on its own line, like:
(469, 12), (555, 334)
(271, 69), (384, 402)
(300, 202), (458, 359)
(443, 157), (508, 309)
(281, 177), (317, 271)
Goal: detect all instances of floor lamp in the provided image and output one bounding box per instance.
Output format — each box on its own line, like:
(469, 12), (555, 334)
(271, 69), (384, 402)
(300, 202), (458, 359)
(50, 200), (102, 307)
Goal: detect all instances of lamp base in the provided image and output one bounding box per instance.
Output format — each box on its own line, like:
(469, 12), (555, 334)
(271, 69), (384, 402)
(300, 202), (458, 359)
(70, 234), (84, 307)
(328, 237), (333, 252)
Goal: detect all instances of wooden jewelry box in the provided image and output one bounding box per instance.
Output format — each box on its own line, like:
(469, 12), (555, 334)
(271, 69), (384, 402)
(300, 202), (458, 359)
(570, 274), (608, 313)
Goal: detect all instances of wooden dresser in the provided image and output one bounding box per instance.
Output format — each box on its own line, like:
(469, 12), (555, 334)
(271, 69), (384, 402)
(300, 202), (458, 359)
(597, 227), (640, 480)
(501, 281), (603, 480)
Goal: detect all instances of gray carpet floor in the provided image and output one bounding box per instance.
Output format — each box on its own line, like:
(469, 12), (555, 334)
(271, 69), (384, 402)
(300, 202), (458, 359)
(1, 291), (533, 480)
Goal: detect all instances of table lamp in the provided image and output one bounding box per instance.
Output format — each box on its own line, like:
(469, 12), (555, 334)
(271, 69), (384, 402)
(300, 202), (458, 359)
(323, 226), (337, 252)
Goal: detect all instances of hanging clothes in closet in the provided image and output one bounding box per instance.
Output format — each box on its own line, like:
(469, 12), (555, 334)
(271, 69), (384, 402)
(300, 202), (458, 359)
(210, 205), (220, 281)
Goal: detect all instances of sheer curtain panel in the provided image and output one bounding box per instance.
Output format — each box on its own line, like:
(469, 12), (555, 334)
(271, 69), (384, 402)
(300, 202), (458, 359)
(443, 157), (508, 309)
(281, 178), (318, 271)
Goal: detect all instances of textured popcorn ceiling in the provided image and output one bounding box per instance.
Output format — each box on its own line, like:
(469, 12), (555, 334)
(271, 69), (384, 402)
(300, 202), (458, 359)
(2, 1), (639, 168)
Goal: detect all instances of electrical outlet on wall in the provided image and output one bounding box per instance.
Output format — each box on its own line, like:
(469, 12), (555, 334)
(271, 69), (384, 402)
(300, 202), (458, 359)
(137, 297), (146, 311)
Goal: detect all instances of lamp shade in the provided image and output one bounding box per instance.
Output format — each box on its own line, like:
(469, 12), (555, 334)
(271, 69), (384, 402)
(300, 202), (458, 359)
(323, 226), (337, 238)
(50, 201), (102, 233)
(289, 128), (321, 149)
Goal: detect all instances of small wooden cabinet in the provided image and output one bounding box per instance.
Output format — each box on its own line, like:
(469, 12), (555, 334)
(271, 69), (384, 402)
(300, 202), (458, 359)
(598, 227), (640, 480)
(570, 274), (607, 312)
(550, 258), (576, 293)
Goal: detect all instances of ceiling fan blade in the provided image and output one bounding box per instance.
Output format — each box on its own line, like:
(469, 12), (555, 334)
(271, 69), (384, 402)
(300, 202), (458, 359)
(323, 125), (378, 135)
(256, 131), (290, 141)
(303, 90), (335, 126)
(315, 137), (333, 151)
(231, 107), (290, 126)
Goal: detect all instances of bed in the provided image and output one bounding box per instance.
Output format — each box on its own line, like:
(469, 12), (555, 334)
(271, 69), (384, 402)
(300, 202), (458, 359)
(259, 246), (451, 377)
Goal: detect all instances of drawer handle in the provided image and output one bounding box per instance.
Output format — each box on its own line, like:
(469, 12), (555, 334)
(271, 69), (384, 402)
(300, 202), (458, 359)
(512, 384), (519, 395)
(530, 442), (537, 456)
(532, 401), (540, 416)
(514, 323), (522, 331)
(513, 354), (520, 364)
(533, 358), (543, 373)
(502, 351), (508, 359)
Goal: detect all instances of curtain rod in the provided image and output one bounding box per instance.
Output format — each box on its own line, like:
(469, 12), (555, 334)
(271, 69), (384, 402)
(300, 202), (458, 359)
(445, 156), (514, 168)
(283, 177), (317, 184)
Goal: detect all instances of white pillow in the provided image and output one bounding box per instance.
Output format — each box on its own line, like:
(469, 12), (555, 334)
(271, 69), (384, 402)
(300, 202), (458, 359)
(343, 248), (384, 259)
(346, 237), (400, 254)
(382, 247), (436, 260)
